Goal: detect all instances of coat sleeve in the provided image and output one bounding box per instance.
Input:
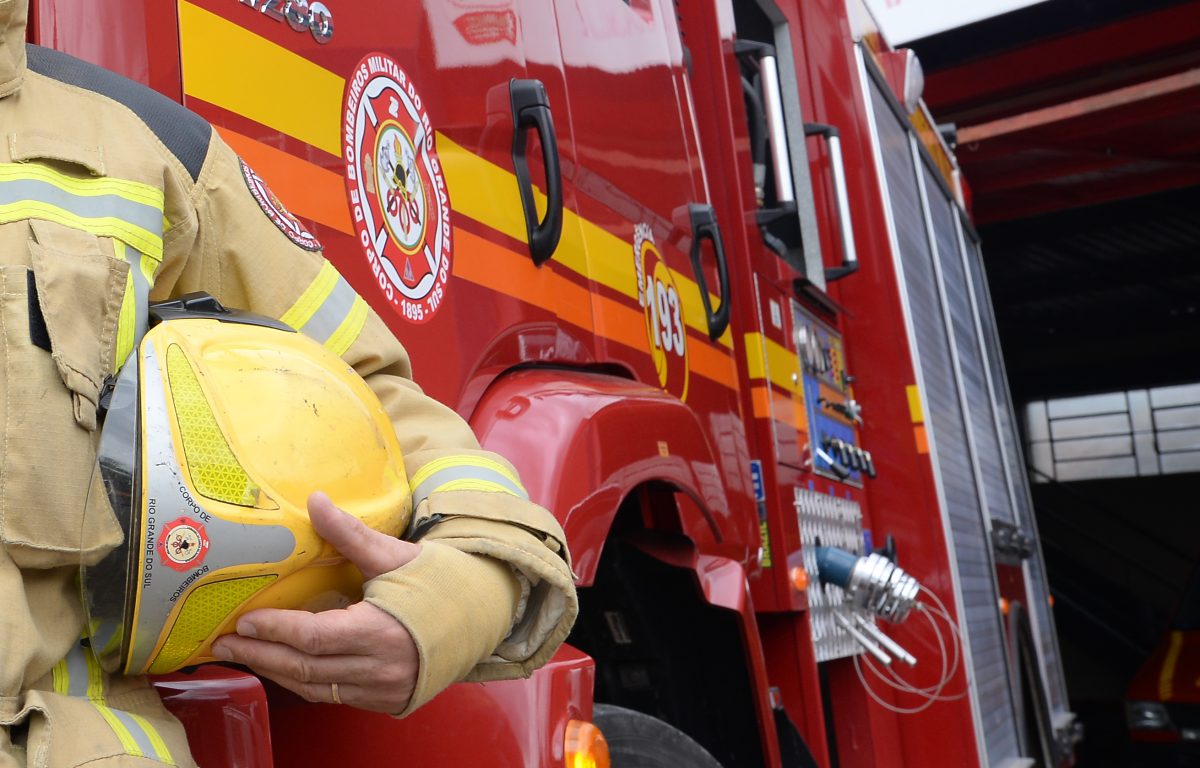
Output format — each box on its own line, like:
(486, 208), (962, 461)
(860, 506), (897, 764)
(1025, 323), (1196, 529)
(157, 133), (577, 715)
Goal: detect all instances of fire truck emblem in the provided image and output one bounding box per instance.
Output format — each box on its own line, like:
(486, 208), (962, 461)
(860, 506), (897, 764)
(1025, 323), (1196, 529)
(634, 223), (689, 401)
(158, 518), (210, 572)
(343, 53), (452, 324)
(240, 160), (322, 252)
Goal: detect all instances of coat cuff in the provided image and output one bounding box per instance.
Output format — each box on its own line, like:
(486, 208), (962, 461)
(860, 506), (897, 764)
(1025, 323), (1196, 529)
(415, 491), (578, 679)
(363, 541), (520, 717)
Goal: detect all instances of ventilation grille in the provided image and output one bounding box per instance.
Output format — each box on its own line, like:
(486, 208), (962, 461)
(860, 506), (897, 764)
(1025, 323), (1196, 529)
(796, 487), (867, 662)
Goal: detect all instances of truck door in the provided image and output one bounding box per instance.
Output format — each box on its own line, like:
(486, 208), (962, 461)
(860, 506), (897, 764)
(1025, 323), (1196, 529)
(174, 0), (582, 411)
(540, 0), (755, 529)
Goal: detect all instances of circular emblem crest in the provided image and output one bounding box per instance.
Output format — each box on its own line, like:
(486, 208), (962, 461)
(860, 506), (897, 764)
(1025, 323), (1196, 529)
(240, 160), (322, 251)
(343, 54), (452, 324)
(158, 518), (210, 572)
(634, 224), (689, 401)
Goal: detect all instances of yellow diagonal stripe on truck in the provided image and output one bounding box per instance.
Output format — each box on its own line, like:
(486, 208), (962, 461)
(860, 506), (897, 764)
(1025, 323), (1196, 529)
(178, 0), (731, 350)
(743, 333), (801, 394)
(439, 134), (731, 349)
(178, 1), (343, 155)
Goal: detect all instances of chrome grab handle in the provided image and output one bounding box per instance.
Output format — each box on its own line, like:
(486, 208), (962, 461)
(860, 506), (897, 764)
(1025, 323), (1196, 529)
(805, 123), (859, 281)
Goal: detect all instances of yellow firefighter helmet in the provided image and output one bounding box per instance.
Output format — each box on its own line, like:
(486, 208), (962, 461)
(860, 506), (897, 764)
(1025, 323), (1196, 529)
(83, 294), (411, 675)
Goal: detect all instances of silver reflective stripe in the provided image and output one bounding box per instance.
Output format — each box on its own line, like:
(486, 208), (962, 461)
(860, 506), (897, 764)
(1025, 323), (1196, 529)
(299, 276), (357, 344)
(126, 247), (152, 350)
(63, 643), (91, 698)
(107, 708), (162, 760)
(0, 178), (163, 237)
(411, 465), (529, 509)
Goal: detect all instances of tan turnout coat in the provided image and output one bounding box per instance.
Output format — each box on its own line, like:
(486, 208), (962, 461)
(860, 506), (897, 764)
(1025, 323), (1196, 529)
(0, 2), (576, 765)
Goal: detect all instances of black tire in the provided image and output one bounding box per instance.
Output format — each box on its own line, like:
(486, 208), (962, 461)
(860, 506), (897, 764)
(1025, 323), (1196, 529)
(593, 704), (724, 768)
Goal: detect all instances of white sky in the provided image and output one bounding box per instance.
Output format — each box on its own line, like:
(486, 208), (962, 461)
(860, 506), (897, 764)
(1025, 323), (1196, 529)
(863, 0), (1054, 44)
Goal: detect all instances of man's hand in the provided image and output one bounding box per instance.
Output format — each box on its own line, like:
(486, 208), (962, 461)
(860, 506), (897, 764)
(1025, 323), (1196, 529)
(211, 492), (421, 714)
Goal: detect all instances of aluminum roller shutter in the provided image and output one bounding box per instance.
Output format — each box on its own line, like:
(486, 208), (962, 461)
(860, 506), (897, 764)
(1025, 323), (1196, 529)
(963, 236), (1070, 715)
(924, 169), (1016, 528)
(866, 73), (1022, 766)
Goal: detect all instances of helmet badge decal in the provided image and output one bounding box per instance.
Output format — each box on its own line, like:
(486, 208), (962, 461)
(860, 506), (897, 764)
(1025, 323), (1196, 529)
(343, 53), (452, 324)
(240, 159), (323, 252)
(159, 517), (211, 572)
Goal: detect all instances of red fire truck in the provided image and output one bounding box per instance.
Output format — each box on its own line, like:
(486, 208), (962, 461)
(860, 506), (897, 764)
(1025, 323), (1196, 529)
(27, 0), (1078, 765)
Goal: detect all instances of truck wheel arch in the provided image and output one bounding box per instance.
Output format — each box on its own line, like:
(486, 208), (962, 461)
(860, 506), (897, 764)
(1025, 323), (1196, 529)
(468, 367), (738, 585)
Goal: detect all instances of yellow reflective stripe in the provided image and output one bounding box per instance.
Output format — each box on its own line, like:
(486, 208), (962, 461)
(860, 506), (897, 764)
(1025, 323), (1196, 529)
(410, 456), (529, 507)
(92, 704), (144, 758)
(114, 240), (137, 370)
(128, 712), (176, 766)
(51, 658), (69, 695)
(0, 162), (165, 258)
(280, 261), (339, 331)
(84, 647), (106, 702)
(0, 163), (164, 207)
(429, 478), (522, 497)
(410, 455), (524, 492)
(325, 295), (368, 357)
(0, 201), (163, 260)
(54, 643), (95, 698)
(115, 271), (135, 363)
(93, 704), (175, 764)
(113, 242), (161, 373)
(141, 250), (158, 287)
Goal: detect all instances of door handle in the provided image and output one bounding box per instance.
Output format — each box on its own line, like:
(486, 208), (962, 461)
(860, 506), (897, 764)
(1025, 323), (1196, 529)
(510, 79), (563, 266)
(688, 204), (731, 341)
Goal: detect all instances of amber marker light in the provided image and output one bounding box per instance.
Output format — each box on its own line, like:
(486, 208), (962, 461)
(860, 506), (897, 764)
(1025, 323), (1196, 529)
(790, 566), (811, 592)
(999, 597), (1010, 616)
(565, 719), (610, 768)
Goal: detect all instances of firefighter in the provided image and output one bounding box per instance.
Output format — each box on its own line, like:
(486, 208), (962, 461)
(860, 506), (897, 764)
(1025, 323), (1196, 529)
(0, 1), (576, 765)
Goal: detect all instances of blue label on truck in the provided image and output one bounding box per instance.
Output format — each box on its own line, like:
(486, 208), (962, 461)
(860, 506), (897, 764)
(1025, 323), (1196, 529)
(750, 460), (765, 502)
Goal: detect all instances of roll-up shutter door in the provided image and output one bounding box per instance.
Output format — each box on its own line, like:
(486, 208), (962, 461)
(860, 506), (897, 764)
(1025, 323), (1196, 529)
(925, 175), (1015, 529)
(962, 235), (1070, 716)
(865, 67), (1022, 766)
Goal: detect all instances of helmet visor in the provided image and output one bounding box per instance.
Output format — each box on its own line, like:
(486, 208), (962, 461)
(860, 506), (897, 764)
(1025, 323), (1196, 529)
(81, 353), (142, 674)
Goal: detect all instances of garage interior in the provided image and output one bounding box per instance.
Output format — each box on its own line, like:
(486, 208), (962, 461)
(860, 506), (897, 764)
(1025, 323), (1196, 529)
(905, 0), (1200, 763)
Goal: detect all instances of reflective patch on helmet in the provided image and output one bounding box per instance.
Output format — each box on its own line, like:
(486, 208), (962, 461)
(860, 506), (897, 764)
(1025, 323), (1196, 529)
(166, 345), (260, 506)
(240, 158), (322, 251)
(149, 574), (277, 674)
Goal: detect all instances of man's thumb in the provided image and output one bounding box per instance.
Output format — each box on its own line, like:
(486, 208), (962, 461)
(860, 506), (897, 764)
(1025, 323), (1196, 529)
(307, 491), (419, 580)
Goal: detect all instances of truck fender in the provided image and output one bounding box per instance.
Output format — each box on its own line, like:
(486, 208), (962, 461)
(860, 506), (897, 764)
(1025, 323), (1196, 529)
(469, 368), (734, 585)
